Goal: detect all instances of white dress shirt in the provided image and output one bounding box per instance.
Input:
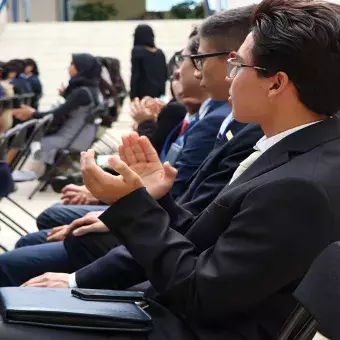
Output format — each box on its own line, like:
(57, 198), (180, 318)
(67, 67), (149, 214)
(255, 121), (321, 153)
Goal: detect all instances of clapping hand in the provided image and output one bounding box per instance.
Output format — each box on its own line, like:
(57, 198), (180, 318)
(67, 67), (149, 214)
(119, 132), (177, 199)
(81, 149), (144, 205)
(81, 132), (178, 205)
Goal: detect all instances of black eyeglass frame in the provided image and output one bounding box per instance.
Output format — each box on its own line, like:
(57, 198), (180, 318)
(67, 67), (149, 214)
(190, 51), (231, 71)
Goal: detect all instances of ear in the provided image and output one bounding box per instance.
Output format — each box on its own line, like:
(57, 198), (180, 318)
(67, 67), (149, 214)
(268, 72), (289, 98)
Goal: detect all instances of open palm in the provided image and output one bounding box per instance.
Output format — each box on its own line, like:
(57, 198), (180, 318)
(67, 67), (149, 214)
(119, 133), (177, 199)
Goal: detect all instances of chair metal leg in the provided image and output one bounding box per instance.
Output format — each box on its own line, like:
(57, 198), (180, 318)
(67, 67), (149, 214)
(276, 305), (310, 340)
(294, 317), (318, 340)
(28, 151), (69, 200)
(5, 196), (36, 220)
(0, 211), (29, 235)
(0, 244), (7, 253)
(17, 148), (31, 170)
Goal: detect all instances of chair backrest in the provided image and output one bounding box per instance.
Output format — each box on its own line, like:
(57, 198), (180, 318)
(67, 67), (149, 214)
(293, 242), (340, 339)
(9, 119), (38, 170)
(0, 125), (22, 161)
(276, 242), (340, 340)
(31, 113), (54, 142)
(16, 114), (54, 170)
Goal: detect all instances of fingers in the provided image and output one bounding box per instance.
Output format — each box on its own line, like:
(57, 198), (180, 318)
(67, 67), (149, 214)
(69, 215), (98, 230)
(47, 226), (66, 237)
(129, 133), (147, 163)
(139, 136), (161, 163)
(108, 155), (142, 186)
(73, 221), (109, 237)
(73, 223), (96, 237)
(119, 144), (129, 165)
(121, 134), (137, 165)
(61, 184), (80, 194)
(81, 149), (106, 189)
(163, 161), (178, 181)
(22, 274), (46, 287)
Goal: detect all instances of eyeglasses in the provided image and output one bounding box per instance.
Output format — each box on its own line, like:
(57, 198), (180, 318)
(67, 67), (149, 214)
(226, 58), (268, 78)
(190, 51), (231, 71)
(174, 54), (196, 68)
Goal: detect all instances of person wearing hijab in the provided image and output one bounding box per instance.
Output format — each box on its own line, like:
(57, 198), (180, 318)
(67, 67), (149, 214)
(130, 24), (168, 100)
(13, 53), (101, 167)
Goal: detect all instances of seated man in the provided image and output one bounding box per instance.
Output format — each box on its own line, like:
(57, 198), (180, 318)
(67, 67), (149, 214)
(1, 1), (340, 339)
(34, 25), (223, 231)
(0, 8), (261, 288)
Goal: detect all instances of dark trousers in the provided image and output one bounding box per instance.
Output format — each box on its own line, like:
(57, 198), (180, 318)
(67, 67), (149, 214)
(0, 235), (71, 287)
(0, 229), (121, 287)
(36, 203), (108, 230)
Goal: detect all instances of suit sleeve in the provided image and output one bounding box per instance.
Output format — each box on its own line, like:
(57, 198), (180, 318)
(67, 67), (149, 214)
(32, 88), (91, 119)
(100, 178), (333, 325)
(170, 113), (227, 199)
(75, 245), (146, 290)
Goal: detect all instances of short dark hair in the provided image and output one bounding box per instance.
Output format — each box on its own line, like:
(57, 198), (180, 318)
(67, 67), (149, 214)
(199, 5), (254, 51)
(251, 0), (340, 117)
(188, 26), (199, 55)
(24, 58), (39, 75)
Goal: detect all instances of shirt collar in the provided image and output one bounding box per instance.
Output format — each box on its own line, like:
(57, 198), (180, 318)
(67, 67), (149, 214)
(255, 121), (322, 153)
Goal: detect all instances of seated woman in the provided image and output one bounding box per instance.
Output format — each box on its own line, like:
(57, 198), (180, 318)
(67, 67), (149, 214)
(13, 53), (101, 170)
(22, 58), (43, 110)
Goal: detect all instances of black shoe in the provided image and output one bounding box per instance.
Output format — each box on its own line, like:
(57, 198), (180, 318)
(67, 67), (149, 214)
(51, 173), (83, 193)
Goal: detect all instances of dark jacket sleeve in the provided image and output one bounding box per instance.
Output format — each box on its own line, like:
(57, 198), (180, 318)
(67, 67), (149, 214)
(138, 102), (186, 154)
(100, 179), (332, 325)
(32, 88), (91, 120)
(170, 112), (227, 199)
(75, 245), (146, 290)
(130, 48), (142, 100)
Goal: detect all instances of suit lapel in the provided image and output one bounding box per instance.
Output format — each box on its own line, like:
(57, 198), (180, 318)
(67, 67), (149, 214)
(229, 117), (340, 188)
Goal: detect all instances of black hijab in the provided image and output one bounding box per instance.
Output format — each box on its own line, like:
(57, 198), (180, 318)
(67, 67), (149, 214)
(133, 24), (155, 48)
(64, 53), (101, 98)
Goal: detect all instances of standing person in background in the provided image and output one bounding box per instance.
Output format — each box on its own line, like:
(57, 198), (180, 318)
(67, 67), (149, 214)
(130, 24), (168, 100)
(23, 58), (42, 110)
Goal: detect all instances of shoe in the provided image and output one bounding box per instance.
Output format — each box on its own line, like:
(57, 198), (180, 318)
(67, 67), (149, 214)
(51, 173), (83, 193)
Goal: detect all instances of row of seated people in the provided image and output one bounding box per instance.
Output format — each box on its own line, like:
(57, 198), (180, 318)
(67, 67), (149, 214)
(1, 54), (126, 178)
(0, 58), (42, 134)
(1, 0), (340, 339)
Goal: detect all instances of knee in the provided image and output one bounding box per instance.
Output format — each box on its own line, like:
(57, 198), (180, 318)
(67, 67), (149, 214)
(15, 235), (31, 248)
(15, 231), (48, 248)
(36, 203), (64, 230)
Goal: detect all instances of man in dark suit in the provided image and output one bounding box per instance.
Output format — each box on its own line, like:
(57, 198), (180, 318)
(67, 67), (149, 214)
(0, 6), (262, 288)
(5, 0), (340, 339)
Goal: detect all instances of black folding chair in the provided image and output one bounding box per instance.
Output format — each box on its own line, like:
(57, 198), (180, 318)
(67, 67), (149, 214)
(275, 242), (340, 340)
(16, 113), (54, 171)
(0, 155), (22, 251)
(28, 104), (107, 200)
(0, 122), (40, 234)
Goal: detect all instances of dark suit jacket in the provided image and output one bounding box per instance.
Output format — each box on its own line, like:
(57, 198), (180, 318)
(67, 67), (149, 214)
(73, 124), (264, 289)
(137, 101), (187, 155)
(171, 102), (232, 198)
(100, 117), (340, 340)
